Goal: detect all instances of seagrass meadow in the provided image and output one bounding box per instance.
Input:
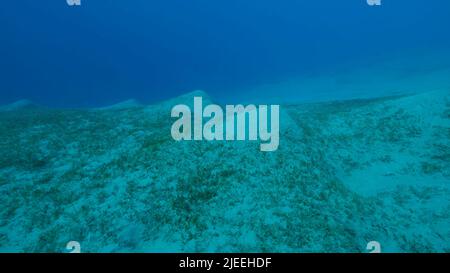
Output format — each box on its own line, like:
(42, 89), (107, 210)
(0, 90), (448, 252)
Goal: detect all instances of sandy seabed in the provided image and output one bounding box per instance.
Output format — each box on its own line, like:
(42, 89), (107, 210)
(0, 88), (449, 253)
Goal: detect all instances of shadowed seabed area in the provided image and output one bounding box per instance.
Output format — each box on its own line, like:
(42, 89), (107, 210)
(0, 87), (448, 252)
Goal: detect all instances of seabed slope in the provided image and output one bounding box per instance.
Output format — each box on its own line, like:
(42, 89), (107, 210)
(0, 90), (449, 252)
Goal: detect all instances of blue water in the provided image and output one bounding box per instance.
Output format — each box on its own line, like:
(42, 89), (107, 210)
(1, 0), (450, 107)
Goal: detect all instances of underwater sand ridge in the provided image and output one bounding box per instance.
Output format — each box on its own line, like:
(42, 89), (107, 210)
(0, 99), (41, 112)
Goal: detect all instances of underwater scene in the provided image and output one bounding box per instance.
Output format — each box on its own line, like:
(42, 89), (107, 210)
(0, 1), (449, 253)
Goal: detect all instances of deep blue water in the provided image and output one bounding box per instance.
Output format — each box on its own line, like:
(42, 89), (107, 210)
(1, 0), (450, 107)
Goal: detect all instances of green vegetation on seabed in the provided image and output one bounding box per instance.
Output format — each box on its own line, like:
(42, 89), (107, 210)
(0, 90), (449, 252)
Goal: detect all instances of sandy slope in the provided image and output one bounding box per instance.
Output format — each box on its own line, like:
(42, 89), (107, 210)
(0, 90), (448, 252)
